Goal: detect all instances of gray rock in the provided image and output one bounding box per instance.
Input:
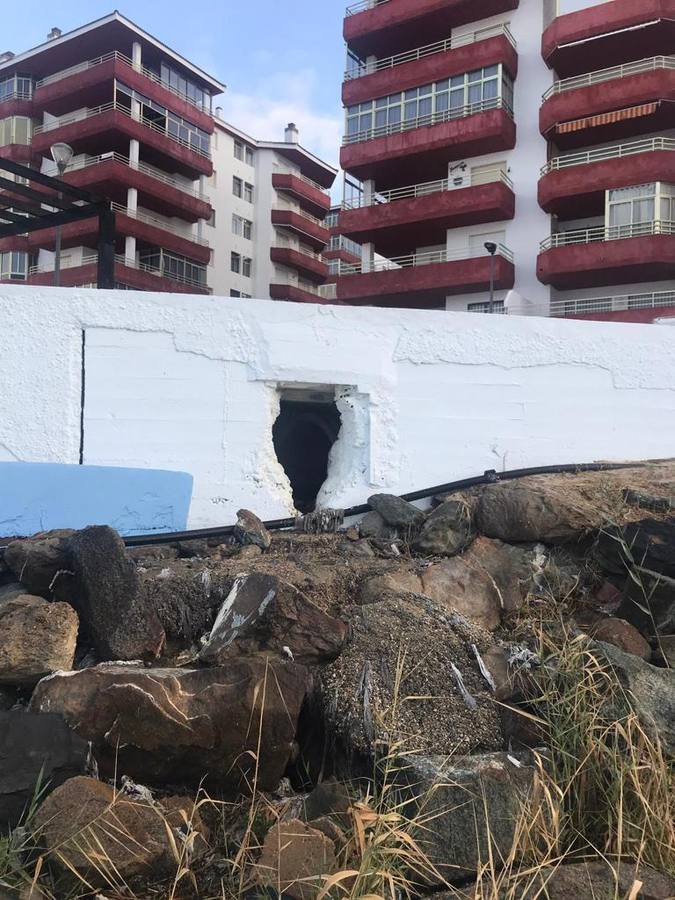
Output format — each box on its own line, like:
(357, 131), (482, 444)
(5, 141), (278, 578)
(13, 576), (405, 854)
(595, 518), (675, 579)
(617, 567), (675, 637)
(0, 710), (91, 829)
(399, 752), (535, 880)
(597, 641), (675, 755)
(658, 635), (675, 667)
(359, 510), (397, 541)
(413, 500), (474, 557)
(367, 494), (425, 531)
(234, 509), (272, 551)
(0, 582), (25, 606)
(4, 530), (74, 596)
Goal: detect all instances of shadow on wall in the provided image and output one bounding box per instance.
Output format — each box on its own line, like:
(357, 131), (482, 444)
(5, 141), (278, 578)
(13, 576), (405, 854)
(0, 463), (193, 538)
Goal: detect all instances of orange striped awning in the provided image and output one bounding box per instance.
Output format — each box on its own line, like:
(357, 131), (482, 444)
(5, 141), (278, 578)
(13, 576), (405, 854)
(556, 102), (659, 134)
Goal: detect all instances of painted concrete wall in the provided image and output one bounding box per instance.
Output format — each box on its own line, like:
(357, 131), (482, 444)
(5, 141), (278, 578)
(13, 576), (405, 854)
(1, 284), (675, 530)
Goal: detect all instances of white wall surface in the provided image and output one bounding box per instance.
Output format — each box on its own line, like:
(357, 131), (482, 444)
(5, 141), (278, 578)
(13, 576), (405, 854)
(1, 285), (675, 528)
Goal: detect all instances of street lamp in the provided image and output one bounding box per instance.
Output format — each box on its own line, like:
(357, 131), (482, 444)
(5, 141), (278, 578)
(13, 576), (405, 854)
(484, 241), (497, 314)
(50, 142), (74, 287)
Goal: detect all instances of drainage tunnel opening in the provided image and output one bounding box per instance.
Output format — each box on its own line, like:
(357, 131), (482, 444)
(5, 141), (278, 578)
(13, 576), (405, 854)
(273, 389), (342, 514)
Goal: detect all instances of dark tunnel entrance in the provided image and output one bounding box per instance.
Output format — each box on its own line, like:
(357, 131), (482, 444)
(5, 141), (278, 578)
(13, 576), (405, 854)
(273, 389), (342, 513)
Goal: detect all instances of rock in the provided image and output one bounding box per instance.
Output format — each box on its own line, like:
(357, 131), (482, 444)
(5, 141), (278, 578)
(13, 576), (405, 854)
(413, 500), (474, 557)
(400, 752), (534, 879)
(0, 710), (90, 829)
(320, 594), (503, 758)
(234, 509), (272, 550)
(617, 567), (675, 637)
(367, 494), (425, 531)
(0, 582), (25, 605)
(30, 659), (307, 793)
(596, 641), (675, 755)
(302, 778), (351, 826)
(33, 776), (173, 887)
(588, 617), (651, 660)
(161, 795), (210, 855)
(0, 595), (78, 685)
(199, 573), (347, 666)
(359, 568), (423, 605)
(0, 687), (15, 710)
(4, 530), (74, 596)
(479, 646), (515, 701)
(65, 526), (165, 661)
(595, 518), (675, 579)
(257, 819), (337, 899)
(359, 510), (397, 541)
(658, 634), (675, 667)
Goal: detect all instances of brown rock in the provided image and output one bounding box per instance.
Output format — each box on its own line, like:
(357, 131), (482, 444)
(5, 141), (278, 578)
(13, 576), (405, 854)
(257, 819), (337, 900)
(4, 530), (74, 596)
(658, 634), (675, 667)
(161, 795), (210, 855)
(0, 595), (78, 685)
(302, 778), (351, 826)
(199, 573), (347, 666)
(234, 509), (272, 550)
(413, 500), (474, 557)
(588, 617), (651, 660)
(33, 776), (172, 887)
(30, 659), (307, 793)
(359, 569), (423, 605)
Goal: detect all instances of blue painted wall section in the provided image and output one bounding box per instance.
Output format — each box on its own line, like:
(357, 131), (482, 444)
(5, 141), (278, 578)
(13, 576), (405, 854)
(0, 463), (193, 538)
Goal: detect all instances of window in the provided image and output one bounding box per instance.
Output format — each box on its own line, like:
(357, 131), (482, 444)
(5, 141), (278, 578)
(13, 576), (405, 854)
(345, 65), (513, 140)
(324, 210), (340, 228)
(0, 75), (32, 101)
(328, 234), (361, 256)
(232, 214), (253, 239)
(233, 176), (243, 198)
(0, 250), (28, 281)
(116, 82), (210, 155)
(230, 289), (241, 297)
(242, 257), (252, 277)
(139, 249), (207, 286)
(244, 182), (254, 203)
(468, 300), (505, 314)
(231, 252), (241, 274)
(234, 141), (255, 165)
(0, 116), (32, 146)
(608, 184), (655, 234)
(159, 62), (210, 111)
(471, 161), (507, 186)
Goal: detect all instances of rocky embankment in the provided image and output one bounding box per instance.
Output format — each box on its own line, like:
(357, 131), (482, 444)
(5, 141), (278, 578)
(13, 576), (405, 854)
(1, 461), (674, 899)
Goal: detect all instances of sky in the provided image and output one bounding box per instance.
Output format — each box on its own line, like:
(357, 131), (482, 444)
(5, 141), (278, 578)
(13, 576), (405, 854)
(3, 0), (346, 168)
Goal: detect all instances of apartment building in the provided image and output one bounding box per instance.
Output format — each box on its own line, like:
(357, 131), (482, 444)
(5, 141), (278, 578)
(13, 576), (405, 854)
(336, 0), (675, 322)
(0, 12), (337, 300)
(207, 119), (336, 301)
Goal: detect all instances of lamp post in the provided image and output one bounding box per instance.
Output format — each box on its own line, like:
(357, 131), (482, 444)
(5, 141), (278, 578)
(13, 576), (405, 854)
(484, 241), (497, 314)
(50, 142), (74, 287)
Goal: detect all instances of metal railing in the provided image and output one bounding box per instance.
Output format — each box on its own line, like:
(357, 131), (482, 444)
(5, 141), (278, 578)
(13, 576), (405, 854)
(541, 137), (675, 174)
(57, 152), (208, 200)
(551, 290), (675, 317)
(344, 24), (516, 80)
(276, 170), (329, 195)
(273, 236), (325, 260)
(540, 219), (675, 250)
(34, 50), (210, 112)
(342, 166), (512, 209)
(340, 243), (514, 275)
(0, 90), (32, 103)
(342, 96), (512, 145)
(276, 204), (328, 228)
(110, 202), (209, 246)
(29, 252), (211, 290)
(33, 101), (212, 159)
(543, 55), (675, 99)
(345, 0), (391, 15)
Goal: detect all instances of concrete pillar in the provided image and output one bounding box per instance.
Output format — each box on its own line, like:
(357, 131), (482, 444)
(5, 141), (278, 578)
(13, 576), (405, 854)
(196, 218), (205, 240)
(199, 174), (207, 196)
(363, 179), (375, 206)
(129, 139), (140, 168)
(125, 236), (136, 265)
(132, 41), (142, 72)
(131, 98), (142, 123)
(126, 187), (138, 215)
(366, 55), (377, 75)
(362, 242), (374, 274)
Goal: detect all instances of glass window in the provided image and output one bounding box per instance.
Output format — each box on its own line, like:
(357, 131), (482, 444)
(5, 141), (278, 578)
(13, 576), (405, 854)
(231, 251), (241, 273)
(608, 184), (656, 234)
(0, 250), (28, 281)
(243, 219), (252, 240)
(242, 257), (252, 278)
(244, 182), (254, 203)
(245, 147), (254, 166)
(233, 176), (243, 198)
(230, 289), (241, 297)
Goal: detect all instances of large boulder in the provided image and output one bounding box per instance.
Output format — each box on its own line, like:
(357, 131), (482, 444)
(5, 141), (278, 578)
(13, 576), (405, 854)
(0, 710), (90, 829)
(400, 752), (535, 880)
(0, 594), (78, 685)
(199, 573), (347, 666)
(587, 617), (651, 660)
(256, 819), (338, 899)
(4, 530), (74, 596)
(367, 494), (425, 531)
(30, 659), (307, 793)
(33, 776), (174, 888)
(412, 500), (474, 557)
(319, 594), (503, 758)
(64, 526), (165, 661)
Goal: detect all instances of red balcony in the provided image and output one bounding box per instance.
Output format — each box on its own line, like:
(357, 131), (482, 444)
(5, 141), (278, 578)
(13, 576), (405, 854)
(343, 29), (517, 106)
(271, 209), (330, 251)
(341, 102), (516, 185)
(537, 223), (675, 289)
(337, 245), (515, 307)
(323, 247), (361, 265)
(550, 289), (675, 322)
(33, 53), (214, 131)
(340, 171), (514, 257)
(344, 0), (519, 60)
(0, 145), (35, 165)
(540, 57), (675, 144)
(271, 173), (331, 219)
(539, 139), (675, 218)
(31, 104), (213, 179)
(0, 96), (33, 117)
(270, 282), (332, 304)
(26, 255), (210, 294)
(270, 245), (329, 282)
(543, 0), (675, 77)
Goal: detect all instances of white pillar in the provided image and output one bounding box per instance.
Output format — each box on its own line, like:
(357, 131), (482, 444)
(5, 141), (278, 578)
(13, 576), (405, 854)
(132, 41), (142, 72)
(129, 139), (140, 168)
(199, 174), (207, 196)
(131, 98), (142, 123)
(362, 242), (374, 273)
(126, 187), (138, 215)
(366, 55), (377, 75)
(125, 236), (136, 265)
(363, 179), (375, 206)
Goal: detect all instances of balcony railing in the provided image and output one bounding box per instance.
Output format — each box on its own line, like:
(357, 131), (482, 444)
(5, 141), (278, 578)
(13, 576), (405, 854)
(110, 202), (209, 246)
(342, 96), (512, 145)
(342, 165), (513, 208)
(340, 243), (514, 275)
(541, 137), (675, 175)
(29, 252), (211, 290)
(0, 90), (32, 103)
(551, 289), (675, 317)
(278, 170), (330, 194)
(274, 236), (324, 260)
(56, 151), (208, 200)
(34, 50), (210, 112)
(542, 55), (675, 100)
(540, 219), (675, 250)
(319, 283), (338, 300)
(33, 101), (212, 159)
(276, 204), (327, 228)
(344, 24), (516, 80)
(345, 0), (391, 15)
